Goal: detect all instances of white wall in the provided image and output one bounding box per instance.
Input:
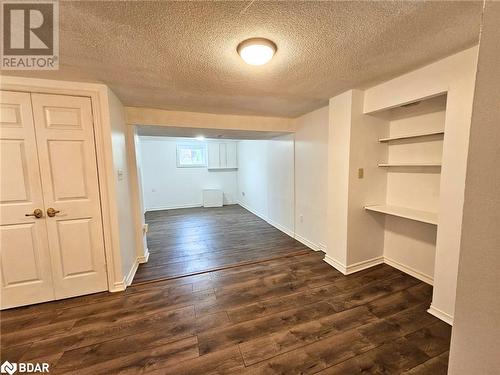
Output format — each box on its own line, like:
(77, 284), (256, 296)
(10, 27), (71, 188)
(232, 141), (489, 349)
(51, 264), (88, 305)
(139, 137), (238, 211)
(267, 134), (295, 236)
(326, 90), (387, 272)
(360, 47), (478, 323)
(237, 136), (295, 237)
(107, 88), (137, 284)
(449, 3), (500, 373)
(294, 106), (328, 250)
(237, 140), (269, 218)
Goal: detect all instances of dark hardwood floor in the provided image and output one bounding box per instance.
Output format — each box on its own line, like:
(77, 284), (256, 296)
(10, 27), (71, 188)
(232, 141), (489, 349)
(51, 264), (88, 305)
(1, 251), (450, 374)
(133, 205), (311, 284)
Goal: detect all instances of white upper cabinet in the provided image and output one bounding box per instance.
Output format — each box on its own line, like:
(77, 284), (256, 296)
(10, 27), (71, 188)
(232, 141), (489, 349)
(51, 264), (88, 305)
(226, 142), (237, 169)
(207, 142), (238, 170)
(207, 143), (220, 169)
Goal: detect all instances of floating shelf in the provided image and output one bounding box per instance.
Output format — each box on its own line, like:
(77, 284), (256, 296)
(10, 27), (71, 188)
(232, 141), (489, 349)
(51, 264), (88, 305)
(379, 130), (444, 143)
(364, 204), (438, 225)
(378, 163), (442, 168)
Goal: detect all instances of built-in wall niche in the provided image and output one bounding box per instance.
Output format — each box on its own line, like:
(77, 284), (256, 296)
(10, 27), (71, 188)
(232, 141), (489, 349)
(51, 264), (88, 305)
(364, 94), (447, 284)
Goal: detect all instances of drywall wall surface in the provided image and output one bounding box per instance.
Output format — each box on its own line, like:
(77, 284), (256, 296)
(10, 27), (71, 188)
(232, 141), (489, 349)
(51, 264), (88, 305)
(139, 137), (238, 211)
(326, 91), (353, 266)
(107, 88), (137, 281)
(127, 126), (148, 259)
(267, 134), (295, 236)
(365, 46), (479, 322)
(432, 50), (478, 321)
(237, 140), (270, 219)
(237, 138), (295, 237)
(126, 107), (294, 132)
(294, 106), (328, 250)
(381, 110), (444, 282)
(449, 2), (500, 373)
(346, 90), (387, 266)
(364, 47), (478, 113)
(383, 218), (436, 284)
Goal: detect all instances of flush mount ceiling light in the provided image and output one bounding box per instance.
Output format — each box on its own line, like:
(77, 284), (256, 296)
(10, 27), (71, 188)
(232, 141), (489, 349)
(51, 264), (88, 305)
(237, 38), (277, 66)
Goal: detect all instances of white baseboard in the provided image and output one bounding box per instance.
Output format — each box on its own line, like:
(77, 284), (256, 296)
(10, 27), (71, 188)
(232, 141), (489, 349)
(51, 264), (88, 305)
(428, 304), (454, 325)
(110, 279), (126, 292)
(238, 203), (297, 241)
(237, 202), (269, 222)
(146, 202), (237, 212)
(318, 242), (327, 252)
(347, 256), (385, 274)
(295, 234), (322, 252)
(138, 248), (150, 263)
(267, 217), (295, 238)
(323, 254), (348, 274)
(146, 203), (202, 211)
(323, 255), (385, 275)
(384, 256), (434, 285)
(125, 258), (140, 286)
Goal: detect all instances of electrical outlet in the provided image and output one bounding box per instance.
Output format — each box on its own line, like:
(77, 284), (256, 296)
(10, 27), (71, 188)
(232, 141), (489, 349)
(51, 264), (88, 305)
(358, 168), (364, 179)
(241, 191), (245, 196)
(299, 214), (303, 223)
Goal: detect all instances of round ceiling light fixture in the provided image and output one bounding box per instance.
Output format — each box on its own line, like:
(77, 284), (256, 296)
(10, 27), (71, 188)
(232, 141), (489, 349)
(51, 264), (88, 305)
(237, 38), (277, 66)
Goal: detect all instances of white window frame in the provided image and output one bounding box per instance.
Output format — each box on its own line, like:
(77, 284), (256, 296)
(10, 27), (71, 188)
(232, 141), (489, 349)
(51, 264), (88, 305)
(176, 143), (207, 168)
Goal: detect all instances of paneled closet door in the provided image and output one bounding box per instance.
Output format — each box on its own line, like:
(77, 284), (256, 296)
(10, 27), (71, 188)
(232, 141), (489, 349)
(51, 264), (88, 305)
(31, 93), (108, 299)
(0, 91), (55, 309)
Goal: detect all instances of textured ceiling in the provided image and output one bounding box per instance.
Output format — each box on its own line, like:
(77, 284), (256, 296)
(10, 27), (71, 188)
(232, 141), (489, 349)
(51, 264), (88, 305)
(4, 1), (482, 118)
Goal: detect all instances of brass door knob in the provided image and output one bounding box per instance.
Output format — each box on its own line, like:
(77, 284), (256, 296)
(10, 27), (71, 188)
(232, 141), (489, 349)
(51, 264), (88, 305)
(25, 209), (43, 218)
(47, 207), (60, 217)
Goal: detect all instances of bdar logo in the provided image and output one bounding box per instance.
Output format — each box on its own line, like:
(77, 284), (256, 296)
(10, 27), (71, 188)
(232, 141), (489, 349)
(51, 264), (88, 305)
(0, 361), (17, 375)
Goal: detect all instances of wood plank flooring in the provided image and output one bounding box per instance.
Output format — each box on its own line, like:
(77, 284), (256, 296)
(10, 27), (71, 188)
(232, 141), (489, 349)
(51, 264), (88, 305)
(0, 251), (451, 374)
(133, 205), (311, 283)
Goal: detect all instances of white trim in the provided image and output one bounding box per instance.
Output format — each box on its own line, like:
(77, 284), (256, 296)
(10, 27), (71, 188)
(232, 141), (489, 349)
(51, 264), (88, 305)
(347, 256), (384, 274)
(323, 255), (347, 274)
(428, 305), (454, 326)
(295, 234), (321, 252)
(0, 76), (126, 294)
(237, 202), (269, 222)
(384, 256), (434, 285)
(137, 248), (150, 264)
(238, 202), (297, 240)
(318, 243), (327, 252)
(266, 217), (295, 239)
(323, 255), (385, 275)
(125, 258), (140, 286)
(146, 203), (202, 211)
(110, 279), (126, 292)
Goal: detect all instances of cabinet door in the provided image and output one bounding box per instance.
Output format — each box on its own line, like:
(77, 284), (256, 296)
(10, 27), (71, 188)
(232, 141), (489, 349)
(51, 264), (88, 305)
(219, 143), (227, 168)
(0, 91), (55, 309)
(226, 142), (238, 169)
(207, 143), (220, 169)
(31, 93), (108, 300)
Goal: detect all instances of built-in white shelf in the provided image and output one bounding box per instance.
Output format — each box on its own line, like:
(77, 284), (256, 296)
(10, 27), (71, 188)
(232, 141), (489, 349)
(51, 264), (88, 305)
(364, 204), (438, 225)
(379, 130), (444, 143)
(378, 162), (442, 168)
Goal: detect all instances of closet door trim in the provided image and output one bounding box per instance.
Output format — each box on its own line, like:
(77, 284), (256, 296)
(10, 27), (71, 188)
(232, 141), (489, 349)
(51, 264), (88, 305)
(0, 78), (126, 292)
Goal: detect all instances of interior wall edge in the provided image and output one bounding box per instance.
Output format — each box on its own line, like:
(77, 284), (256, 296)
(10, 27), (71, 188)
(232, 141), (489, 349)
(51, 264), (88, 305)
(125, 106), (295, 133)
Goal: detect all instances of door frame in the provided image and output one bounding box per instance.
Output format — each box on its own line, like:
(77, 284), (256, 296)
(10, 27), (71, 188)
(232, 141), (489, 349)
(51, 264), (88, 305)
(1, 76), (127, 292)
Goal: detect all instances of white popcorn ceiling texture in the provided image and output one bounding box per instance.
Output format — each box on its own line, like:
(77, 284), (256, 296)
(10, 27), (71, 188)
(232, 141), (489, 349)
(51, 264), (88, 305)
(6, 1), (482, 118)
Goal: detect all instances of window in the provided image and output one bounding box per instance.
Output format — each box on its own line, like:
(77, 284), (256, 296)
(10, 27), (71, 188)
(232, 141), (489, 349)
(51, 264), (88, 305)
(176, 143), (207, 168)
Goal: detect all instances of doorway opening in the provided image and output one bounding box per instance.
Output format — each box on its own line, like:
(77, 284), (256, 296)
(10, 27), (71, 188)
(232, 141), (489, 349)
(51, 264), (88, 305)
(132, 126), (314, 284)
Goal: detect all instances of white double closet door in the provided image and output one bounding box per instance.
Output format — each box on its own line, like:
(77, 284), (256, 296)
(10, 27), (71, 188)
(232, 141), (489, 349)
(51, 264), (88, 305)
(1, 90), (108, 309)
